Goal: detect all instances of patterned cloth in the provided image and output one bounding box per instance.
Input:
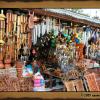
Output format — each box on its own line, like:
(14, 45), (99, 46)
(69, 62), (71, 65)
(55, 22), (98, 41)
(33, 72), (45, 91)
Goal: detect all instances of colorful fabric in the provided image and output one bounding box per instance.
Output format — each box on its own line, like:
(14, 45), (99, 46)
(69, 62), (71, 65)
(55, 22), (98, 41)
(33, 86), (45, 91)
(33, 72), (45, 91)
(22, 64), (33, 77)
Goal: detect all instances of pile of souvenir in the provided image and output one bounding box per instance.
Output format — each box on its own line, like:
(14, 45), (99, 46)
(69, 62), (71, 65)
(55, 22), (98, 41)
(0, 75), (33, 91)
(0, 9), (34, 91)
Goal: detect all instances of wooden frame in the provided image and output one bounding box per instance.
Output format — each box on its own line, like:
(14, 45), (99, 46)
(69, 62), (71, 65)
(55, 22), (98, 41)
(0, 1), (100, 100)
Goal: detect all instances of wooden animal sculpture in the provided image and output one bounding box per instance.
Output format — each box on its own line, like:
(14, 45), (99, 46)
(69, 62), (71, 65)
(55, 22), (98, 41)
(28, 11), (39, 29)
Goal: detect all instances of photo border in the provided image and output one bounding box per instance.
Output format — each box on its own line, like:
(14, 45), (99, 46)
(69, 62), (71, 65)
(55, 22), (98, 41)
(0, 0), (100, 99)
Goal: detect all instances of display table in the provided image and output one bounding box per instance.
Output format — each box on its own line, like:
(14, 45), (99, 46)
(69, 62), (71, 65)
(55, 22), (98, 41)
(43, 70), (62, 88)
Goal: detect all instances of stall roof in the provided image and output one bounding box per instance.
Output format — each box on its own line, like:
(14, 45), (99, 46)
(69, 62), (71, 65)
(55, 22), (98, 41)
(32, 9), (100, 28)
(45, 9), (100, 24)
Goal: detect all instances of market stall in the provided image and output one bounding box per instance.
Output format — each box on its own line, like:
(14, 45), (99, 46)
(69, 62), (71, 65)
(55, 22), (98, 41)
(0, 8), (99, 92)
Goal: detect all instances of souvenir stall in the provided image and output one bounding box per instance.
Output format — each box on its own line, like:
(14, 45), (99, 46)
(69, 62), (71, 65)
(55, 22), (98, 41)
(0, 8), (99, 92)
(31, 9), (100, 91)
(0, 9), (33, 92)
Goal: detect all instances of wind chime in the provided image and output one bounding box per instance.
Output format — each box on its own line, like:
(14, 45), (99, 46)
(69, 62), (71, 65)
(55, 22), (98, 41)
(9, 11), (16, 60)
(12, 12), (17, 61)
(16, 12), (23, 60)
(16, 12), (27, 77)
(29, 10), (39, 45)
(20, 13), (26, 46)
(0, 9), (6, 69)
(4, 10), (13, 68)
(21, 13), (30, 61)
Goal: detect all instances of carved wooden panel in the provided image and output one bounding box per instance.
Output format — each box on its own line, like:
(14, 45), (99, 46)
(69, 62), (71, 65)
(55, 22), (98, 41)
(85, 73), (100, 91)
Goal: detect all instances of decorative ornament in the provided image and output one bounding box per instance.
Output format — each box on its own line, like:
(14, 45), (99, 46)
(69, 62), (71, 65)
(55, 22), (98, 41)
(75, 38), (80, 44)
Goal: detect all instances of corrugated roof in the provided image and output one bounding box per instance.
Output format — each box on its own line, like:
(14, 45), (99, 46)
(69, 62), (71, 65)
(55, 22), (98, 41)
(44, 9), (100, 24)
